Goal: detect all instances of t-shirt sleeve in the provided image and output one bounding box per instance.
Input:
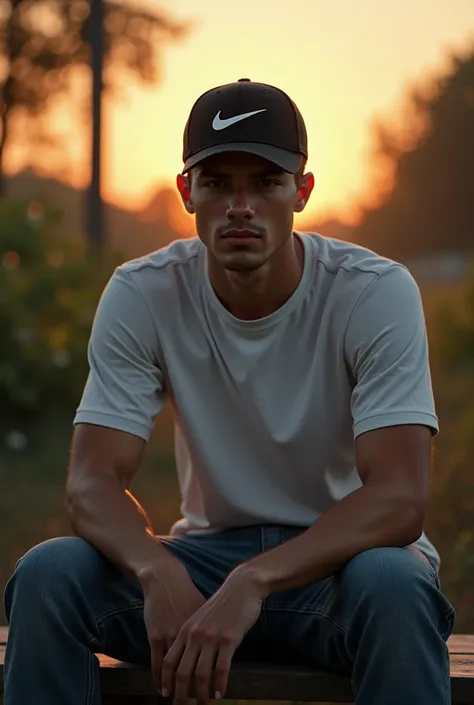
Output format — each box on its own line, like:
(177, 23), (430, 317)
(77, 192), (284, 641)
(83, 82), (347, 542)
(344, 264), (438, 439)
(73, 268), (165, 441)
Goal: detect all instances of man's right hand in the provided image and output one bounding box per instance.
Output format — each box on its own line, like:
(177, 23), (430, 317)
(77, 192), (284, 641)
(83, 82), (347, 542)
(140, 561), (207, 695)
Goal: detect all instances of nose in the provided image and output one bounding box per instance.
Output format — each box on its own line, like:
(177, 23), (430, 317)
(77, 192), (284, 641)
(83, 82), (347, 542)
(225, 188), (255, 221)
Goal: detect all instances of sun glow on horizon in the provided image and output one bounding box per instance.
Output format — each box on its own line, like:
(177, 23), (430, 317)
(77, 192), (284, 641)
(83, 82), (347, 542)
(4, 0), (474, 228)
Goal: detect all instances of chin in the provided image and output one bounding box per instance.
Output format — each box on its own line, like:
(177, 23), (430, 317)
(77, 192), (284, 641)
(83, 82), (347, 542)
(220, 253), (267, 273)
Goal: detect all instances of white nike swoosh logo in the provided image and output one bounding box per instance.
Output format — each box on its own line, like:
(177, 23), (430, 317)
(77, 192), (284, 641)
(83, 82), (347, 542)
(212, 109), (267, 131)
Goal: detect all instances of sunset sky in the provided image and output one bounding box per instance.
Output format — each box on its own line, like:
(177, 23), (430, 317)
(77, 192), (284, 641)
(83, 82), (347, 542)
(9, 0), (474, 227)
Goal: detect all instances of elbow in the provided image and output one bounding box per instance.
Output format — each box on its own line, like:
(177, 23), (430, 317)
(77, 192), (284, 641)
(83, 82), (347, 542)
(396, 498), (427, 546)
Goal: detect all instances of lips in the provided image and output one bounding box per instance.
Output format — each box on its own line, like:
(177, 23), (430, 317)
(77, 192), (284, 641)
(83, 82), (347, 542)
(221, 229), (261, 240)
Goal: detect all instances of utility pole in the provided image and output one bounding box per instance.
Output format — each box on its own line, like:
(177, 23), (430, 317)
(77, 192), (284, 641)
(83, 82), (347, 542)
(85, 0), (105, 253)
(0, 0), (21, 199)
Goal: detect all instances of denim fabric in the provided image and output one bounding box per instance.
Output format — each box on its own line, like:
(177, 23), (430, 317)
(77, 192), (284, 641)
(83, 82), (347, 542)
(3, 525), (455, 704)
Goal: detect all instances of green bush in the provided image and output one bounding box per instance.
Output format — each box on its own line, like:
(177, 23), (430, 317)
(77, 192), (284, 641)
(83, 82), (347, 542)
(427, 261), (474, 629)
(0, 199), (121, 439)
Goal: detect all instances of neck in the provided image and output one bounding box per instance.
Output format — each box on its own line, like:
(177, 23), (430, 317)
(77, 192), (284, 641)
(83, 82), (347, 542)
(207, 234), (305, 320)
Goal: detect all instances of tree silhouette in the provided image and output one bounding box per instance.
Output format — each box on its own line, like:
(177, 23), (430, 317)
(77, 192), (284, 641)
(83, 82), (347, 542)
(356, 47), (474, 261)
(0, 0), (190, 197)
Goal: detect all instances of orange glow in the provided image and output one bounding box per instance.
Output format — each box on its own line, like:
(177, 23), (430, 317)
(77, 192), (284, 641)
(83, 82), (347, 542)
(4, 0), (474, 229)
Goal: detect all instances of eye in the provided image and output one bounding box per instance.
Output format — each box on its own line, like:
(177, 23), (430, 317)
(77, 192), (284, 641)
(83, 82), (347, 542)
(203, 179), (226, 189)
(259, 178), (282, 188)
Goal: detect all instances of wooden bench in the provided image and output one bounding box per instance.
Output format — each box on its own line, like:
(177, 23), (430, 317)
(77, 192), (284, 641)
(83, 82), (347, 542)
(1, 626), (473, 703)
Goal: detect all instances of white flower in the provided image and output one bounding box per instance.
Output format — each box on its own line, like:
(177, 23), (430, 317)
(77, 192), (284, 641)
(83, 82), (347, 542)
(5, 430), (27, 451)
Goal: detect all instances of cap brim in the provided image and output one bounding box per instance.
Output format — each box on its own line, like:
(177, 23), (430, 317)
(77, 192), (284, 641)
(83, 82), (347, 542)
(182, 142), (304, 174)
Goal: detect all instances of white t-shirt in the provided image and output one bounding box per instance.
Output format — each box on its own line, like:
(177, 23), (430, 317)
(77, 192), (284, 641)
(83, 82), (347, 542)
(74, 232), (440, 568)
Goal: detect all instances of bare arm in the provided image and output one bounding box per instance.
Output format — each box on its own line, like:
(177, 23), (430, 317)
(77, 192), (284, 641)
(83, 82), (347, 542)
(66, 423), (185, 582)
(234, 424), (431, 595)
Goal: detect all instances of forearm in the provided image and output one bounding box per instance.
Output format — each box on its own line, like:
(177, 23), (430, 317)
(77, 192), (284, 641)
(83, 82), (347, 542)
(237, 484), (424, 597)
(66, 477), (184, 582)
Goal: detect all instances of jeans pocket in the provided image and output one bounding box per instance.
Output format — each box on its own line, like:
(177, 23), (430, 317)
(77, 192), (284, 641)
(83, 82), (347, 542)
(426, 560), (442, 589)
(416, 553), (456, 641)
(439, 605), (456, 641)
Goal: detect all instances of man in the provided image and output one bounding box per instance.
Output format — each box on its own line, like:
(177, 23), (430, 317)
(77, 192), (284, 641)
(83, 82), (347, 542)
(4, 78), (455, 705)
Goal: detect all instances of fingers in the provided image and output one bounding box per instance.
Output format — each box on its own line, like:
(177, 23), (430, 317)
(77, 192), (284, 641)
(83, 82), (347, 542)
(194, 641), (218, 705)
(162, 628), (237, 705)
(150, 640), (167, 695)
(151, 635), (177, 695)
(213, 638), (234, 700)
(162, 636), (189, 700)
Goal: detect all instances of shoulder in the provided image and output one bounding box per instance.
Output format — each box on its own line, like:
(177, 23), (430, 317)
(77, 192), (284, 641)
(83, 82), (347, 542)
(92, 238), (203, 337)
(301, 231), (419, 302)
(117, 237), (203, 292)
(302, 231), (399, 279)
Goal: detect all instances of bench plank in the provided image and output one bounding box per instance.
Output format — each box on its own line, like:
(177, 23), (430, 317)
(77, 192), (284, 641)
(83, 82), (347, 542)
(449, 635), (474, 654)
(2, 626), (474, 654)
(1, 627), (474, 704)
(99, 660), (355, 701)
(1, 625), (474, 652)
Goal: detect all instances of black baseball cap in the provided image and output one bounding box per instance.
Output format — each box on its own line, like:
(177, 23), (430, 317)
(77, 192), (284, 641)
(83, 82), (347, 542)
(182, 78), (308, 174)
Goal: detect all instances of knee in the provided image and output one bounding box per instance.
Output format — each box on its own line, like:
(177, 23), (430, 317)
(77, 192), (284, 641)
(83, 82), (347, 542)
(4, 536), (102, 616)
(341, 547), (455, 649)
(342, 547), (436, 613)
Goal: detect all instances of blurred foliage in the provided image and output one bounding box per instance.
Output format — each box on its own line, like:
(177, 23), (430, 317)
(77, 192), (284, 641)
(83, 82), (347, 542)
(356, 46), (474, 260)
(436, 266), (474, 372)
(0, 407), (181, 621)
(0, 198), (121, 432)
(0, 0), (191, 185)
(425, 263), (474, 629)
(0, 197), (180, 607)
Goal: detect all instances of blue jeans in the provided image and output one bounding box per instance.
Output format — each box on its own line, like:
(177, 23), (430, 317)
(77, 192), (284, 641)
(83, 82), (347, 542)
(3, 525), (455, 704)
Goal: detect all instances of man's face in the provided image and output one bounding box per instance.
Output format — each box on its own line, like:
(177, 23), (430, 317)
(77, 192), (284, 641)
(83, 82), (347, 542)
(177, 152), (314, 272)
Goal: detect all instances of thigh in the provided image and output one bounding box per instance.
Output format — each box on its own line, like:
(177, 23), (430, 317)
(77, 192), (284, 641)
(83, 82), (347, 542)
(6, 528), (269, 665)
(263, 569), (350, 671)
(262, 546), (452, 672)
(4, 536), (149, 663)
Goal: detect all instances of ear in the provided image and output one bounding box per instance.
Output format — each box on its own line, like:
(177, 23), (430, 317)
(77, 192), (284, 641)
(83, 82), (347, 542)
(176, 173), (195, 214)
(294, 172), (315, 213)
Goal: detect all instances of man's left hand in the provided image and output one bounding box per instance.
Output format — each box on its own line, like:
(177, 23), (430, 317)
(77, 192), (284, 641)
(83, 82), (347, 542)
(161, 568), (265, 705)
